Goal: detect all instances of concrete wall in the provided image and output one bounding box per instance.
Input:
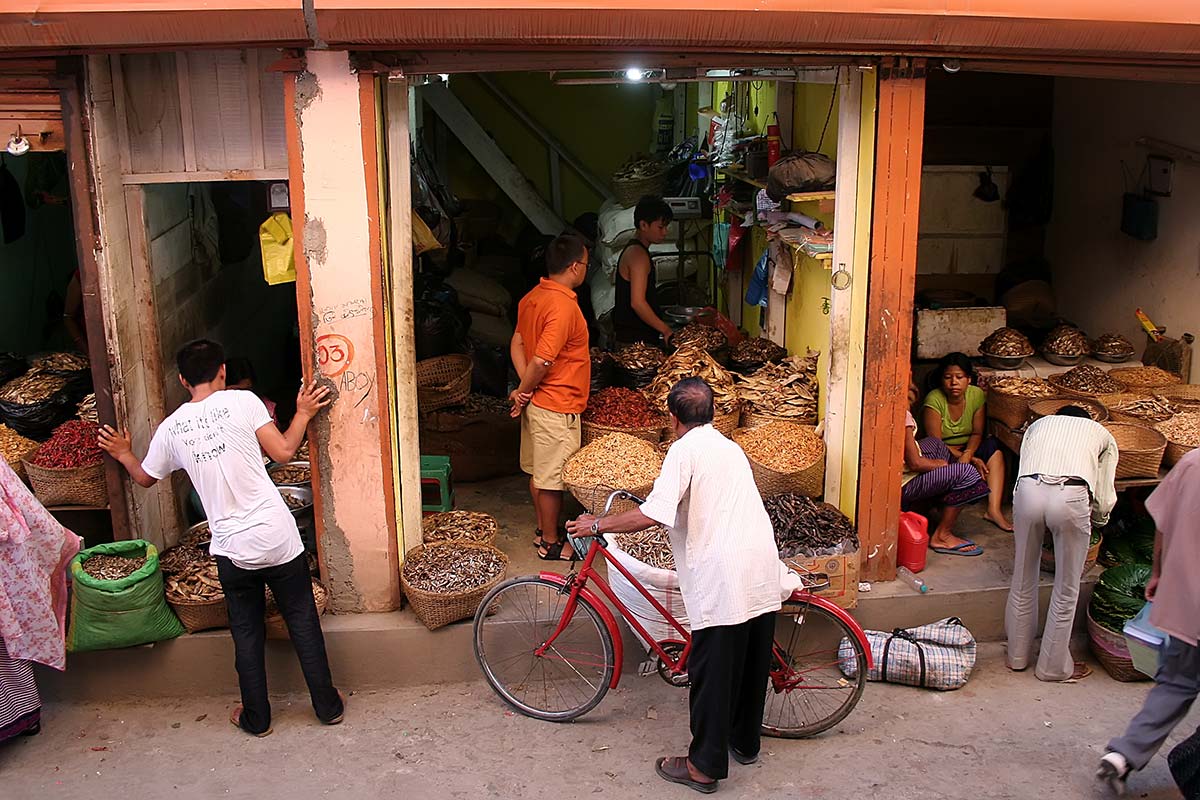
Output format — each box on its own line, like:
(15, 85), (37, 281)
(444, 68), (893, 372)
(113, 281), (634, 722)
(1047, 78), (1200, 372)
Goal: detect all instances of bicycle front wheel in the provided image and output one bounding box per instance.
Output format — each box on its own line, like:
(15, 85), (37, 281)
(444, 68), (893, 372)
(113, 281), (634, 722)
(473, 576), (615, 723)
(761, 598), (868, 738)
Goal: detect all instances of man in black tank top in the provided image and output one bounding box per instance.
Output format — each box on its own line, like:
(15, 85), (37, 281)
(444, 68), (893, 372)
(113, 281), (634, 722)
(614, 196), (674, 346)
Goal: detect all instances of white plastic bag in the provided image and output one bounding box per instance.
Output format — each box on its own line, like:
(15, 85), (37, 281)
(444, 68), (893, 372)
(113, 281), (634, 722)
(604, 535), (689, 651)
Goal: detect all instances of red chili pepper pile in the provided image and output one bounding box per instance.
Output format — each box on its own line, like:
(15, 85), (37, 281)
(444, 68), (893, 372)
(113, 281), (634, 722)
(583, 388), (664, 427)
(31, 420), (103, 469)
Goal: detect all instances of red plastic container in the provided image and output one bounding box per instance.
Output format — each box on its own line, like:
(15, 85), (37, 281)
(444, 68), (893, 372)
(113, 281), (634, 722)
(898, 511), (929, 573)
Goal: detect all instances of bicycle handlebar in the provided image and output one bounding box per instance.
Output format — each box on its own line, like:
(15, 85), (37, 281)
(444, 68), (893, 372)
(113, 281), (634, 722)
(600, 488), (646, 517)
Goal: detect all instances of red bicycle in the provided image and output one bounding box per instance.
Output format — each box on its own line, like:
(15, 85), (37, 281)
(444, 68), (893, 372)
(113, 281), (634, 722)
(474, 490), (872, 737)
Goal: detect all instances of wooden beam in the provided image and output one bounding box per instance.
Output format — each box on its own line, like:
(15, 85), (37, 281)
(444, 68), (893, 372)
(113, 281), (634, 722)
(121, 185), (167, 456)
(120, 168), (289, 184)
(420, 81), (564, 235)
(384, 78), (424, 556)
(108, 55), (132, 174)
(246, 48), (267, 170)
(856, 63), (926, 583)
(174, 52), (197, 172)
(776, 81), (795, 151)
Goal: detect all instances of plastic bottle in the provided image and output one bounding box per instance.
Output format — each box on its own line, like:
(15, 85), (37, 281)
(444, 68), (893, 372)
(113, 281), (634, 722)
(897, 566), (931, 594)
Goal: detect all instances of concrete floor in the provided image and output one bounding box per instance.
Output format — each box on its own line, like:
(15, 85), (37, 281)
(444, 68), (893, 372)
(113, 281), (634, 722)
(4, 644), (1192, 800)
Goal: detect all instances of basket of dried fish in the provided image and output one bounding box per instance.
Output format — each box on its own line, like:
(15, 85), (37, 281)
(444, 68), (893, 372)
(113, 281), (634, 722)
(266, 580), (329, 639)
(647, 346), (742, 437)
(1107, 366), (1182, 391)
(1156, 411), (1200, 467)
(1102, 422), (1167, 480)
(1092, 334), (1137, 364)
(987, 377), (1062, 430)
(735, 352), (820, 428)
(562, 433), (663, 515)
(729, 337), (787, 374)
(1041, 324), (1091, 366)
(1103, 393), (1178, 426)
(671, 322), (727, 355)
(1028, 398), (1108, 423)
(422, 510), (499, 546)
(1157, 384), (1200, 409)
(0, 423), (38, 482)
(0, 370), (77, 440)
(766, 493), (858, 558)
(613, 342), (666, 389)
(400, 542), (508, 631)
(979, 327), (1035, 370)
(581, 387), (667, 446)
(416, 354), (473, 411)
(1048, 365), (1127, 400)
(612, 156), (667, 206)
(733, 422), (826, 497)
(165, 560), (228, 633)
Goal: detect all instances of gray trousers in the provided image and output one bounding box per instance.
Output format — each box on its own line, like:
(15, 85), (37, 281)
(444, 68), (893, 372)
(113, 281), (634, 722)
(1109, 637), (1200, 770)
(1005, 477), (1091, 681)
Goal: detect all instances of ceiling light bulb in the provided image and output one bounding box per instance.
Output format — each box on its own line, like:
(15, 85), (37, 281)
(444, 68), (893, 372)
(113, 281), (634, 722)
(625, 68), (645, 82)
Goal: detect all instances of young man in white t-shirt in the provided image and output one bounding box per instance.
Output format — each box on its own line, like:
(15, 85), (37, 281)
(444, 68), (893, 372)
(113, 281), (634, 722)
(99, 339), (343, 737)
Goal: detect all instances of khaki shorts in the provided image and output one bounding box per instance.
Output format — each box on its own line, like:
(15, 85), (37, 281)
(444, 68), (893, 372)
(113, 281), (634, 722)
(520, 403), (581, 491)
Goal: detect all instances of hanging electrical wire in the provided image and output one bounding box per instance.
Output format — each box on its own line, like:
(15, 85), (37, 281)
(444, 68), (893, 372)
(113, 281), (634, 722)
(815, 66), (841, 154)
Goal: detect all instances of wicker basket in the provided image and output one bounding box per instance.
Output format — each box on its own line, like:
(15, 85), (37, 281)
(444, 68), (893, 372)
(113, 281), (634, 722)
(1088, 608), (1148, 682)
(1040, 533), (1102, 577)
(1102, 392), (1175, 426)
(1108, 366), (1182, 390)
(401, 543), (508, 631)
(22, 457), (106, 507)
(581, 418), (665, 448)
(711, 405), (742, 438)
(988, 387), (1053, 430)
(568, 480), (656, 515)
(733, 425), (826, 498)
(1156, 413), (1200, 466)
(1102, 422), (1167, 479)
(265, 579), (329, 639)
(167, 595), (228, 634)
(613, 170), (667, 207)
(1028, 397), (1108, 423)
(1157, 384), (1200, 408)
(416, 355), (473, 412)
(740, 407), (818, 429)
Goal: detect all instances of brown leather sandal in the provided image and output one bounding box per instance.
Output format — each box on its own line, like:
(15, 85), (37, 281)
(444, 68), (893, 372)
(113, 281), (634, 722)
(655, 756), (718, 794)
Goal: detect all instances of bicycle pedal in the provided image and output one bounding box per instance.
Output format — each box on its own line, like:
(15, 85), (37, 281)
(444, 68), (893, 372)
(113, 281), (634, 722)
(637, 657), (658, 677)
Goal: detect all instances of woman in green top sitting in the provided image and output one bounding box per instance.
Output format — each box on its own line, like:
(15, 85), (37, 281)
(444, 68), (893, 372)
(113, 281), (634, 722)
(922, 352), (1013, 532)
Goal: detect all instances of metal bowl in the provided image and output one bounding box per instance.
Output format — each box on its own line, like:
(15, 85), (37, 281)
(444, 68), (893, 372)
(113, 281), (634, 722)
(981, 351), (1032, 371)
(1042, 351), (1085, 367)
(268, 460), (311, 487)
(1093, 350), (1136, 364)
(662, 305), (708, 327)
(277, 485), (313, 516)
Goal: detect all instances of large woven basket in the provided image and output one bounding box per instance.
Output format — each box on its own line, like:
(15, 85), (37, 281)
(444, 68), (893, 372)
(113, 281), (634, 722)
(581, 418), (665, 448)
(613, 171), (666, 207)
(1102, 392), (1175, 426)
(988, 387), (1052, 430)
(733, 425), (826, 498)
(740, 407), (818, 429)
(416, 355), (473, 412)
(401, 543), (508, 631)
(1155, 414), (1200, 467)
(1088, 608), (1148, 682)
(22, 457), (106, 507)
(661, 404), (741, 441)
(567, 480), (655, 515)
(3, 444), (37, 482)
(1108, 366), (1182, 390)
(265, 579), (329, 639)
(168, 595), (228, 634)
(1157, 384), (1200, 408)
(1028, 397), (1108, 423)
(1040, 533), (1102, 577)
(1102, 422), (1167, 479)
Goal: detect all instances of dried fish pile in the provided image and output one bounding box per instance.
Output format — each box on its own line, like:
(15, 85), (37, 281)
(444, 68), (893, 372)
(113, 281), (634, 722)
(646, 346), (739, 414)
(422, 511), (498, 544)
(1157, 412), (1200, 447)
(401, 542), (506, 593)
(281, 492), (308, 511)
(165, 561), (223, 601)
(614, 342), (666, 373)
(0, 371), (68, 404)
(735, 352), (820, 421)
(1043, 324), (1091, 357)
(1094, 334), (1135, 356)
(1109, 395), (1178, 423)
(989, 377), (1060, 398)
(730, 337), (787, 371)
(0, 424), (38, 466)
(980, 327), (1034, 357)
(1111, 366), (1181, 389)
(562, 433), (663, 490)
(615, 525), (674, 570)
(444, 394), (512, 416)
(583, 387), (664, 428)
(736, 422), (823, 473)
(159, 545), (210, 576)
(1052, 365), (1124, 395)
(765, 493), (858, 557)
(295, 441), (310, 461)
(672, 322), (726, 352)
(270, 464), (310, 485)
(81, 553), (146, 581)
(33, 352), (89, 373)
(613, 156), (666, 182)
(77, 393), (98, 423)
(180, 523), (211, 548)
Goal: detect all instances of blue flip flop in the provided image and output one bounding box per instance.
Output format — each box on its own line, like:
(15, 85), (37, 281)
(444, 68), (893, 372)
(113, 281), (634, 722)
(930, 540), (984, 557)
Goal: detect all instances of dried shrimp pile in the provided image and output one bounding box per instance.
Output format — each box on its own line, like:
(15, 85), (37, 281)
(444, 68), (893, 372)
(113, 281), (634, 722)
(1051, 365), (1124, 395)
(646, 346), (739, 415)
(562, 433), (663, 490)
(1109, 366), (1181, 389)
(765, 494), (858, 557)
(735, 422), (824, 473)
(1157, 412), (1200, 447)
(672, 322), (726, 352)
(734, 352), (820, 422)
(1043, 324), (1091, 357)
(402, 543), (506, 593)
(81, 553), (146, 581)
(1093, 334), (1135, 357)
(270, 464), (310, 485)
(0, 424), (38, 466)
(422, 511), (498, 544)
(989, 377), (1060, 398)
(615, 526), (674, 570)
(980, 327), (1034, 357)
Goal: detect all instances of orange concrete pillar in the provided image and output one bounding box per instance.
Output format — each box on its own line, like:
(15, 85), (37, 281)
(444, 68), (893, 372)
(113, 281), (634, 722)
(285, 50), (400, 612)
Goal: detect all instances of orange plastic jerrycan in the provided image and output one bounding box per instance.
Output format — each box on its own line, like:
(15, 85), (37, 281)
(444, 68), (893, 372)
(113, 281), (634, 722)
(897, 511), (929, 573)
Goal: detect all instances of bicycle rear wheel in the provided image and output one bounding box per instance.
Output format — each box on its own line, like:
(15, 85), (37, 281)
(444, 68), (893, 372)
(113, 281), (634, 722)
(761, 598), (867, 738)
(473, 576), (615, 722)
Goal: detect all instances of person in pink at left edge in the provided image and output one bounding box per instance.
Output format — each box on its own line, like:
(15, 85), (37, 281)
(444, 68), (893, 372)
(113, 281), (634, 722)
(0, 459), (82, 743)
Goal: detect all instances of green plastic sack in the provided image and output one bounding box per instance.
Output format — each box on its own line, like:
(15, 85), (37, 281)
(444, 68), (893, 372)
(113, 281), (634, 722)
(259, 212), (295, 286)
(67, 540), (185, 652)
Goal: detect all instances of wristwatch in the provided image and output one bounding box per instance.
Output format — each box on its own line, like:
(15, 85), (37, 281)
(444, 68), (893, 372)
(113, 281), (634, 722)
(589, 519), (601, 536)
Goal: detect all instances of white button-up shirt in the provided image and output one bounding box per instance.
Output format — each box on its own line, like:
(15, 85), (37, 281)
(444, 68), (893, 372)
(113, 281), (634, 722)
(640, 424), (793, 630)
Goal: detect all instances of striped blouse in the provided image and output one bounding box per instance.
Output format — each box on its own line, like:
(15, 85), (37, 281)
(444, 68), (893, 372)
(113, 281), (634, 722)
(1017, 416), (1119, 526)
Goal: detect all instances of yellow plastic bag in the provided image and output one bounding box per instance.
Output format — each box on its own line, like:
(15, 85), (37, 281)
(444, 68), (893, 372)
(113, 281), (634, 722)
(260, 212), (296, 285)
(412, 210), (443, 256)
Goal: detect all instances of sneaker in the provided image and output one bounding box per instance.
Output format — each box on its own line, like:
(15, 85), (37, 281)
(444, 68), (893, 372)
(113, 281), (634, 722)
(1097, 751), (1130, 795)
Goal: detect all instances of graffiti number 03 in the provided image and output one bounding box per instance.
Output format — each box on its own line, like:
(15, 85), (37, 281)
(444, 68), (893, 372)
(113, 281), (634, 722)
(316, 334), (355, 378)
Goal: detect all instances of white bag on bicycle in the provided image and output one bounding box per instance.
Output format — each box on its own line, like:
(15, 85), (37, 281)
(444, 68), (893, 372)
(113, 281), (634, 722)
(839, 616), (976, 691)
(604, 535), (690, 651)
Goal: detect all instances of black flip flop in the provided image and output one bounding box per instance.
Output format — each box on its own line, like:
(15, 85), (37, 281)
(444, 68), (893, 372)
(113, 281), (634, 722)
(655, 757), (718, 794)
(730, 746), (758, 765)
(537, 539), (574, 561)
(531, 528), (544, 547)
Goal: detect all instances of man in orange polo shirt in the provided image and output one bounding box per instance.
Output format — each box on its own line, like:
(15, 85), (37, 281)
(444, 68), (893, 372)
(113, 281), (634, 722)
(509, 233), (591, 561)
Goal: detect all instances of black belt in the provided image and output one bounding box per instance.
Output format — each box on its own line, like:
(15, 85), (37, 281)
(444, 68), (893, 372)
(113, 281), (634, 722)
(1027, 475), (1088, 487)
